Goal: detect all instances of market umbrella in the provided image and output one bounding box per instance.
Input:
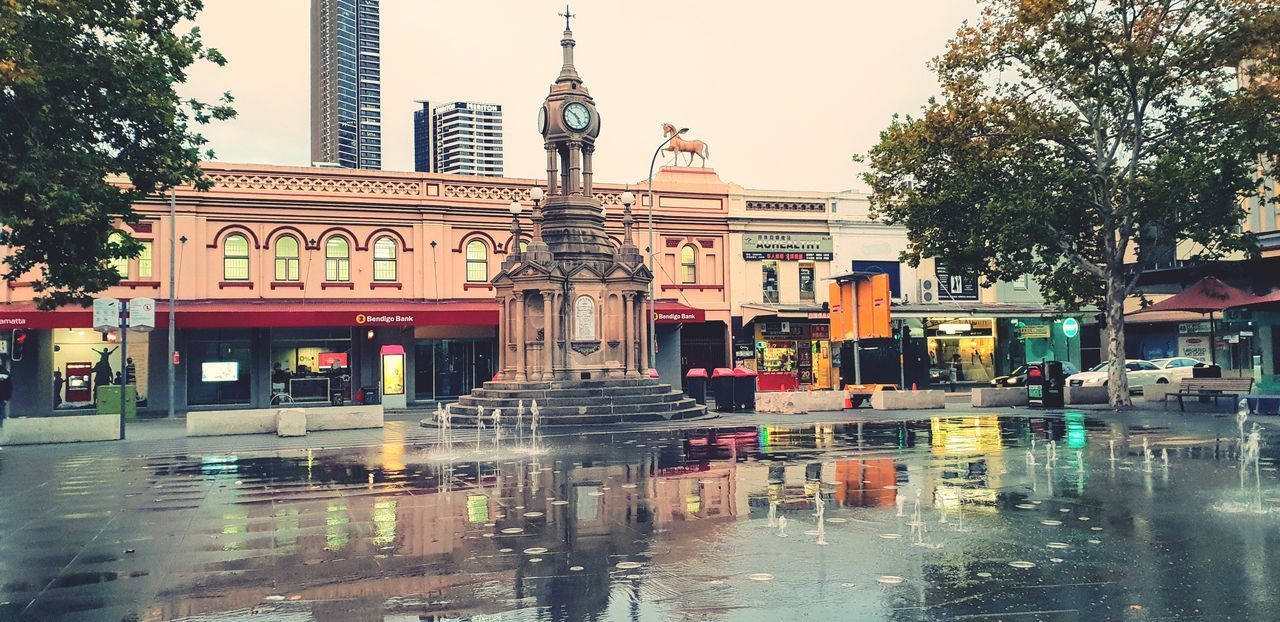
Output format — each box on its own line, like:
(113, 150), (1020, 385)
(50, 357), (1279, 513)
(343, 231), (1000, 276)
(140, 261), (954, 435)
(1129, 276), (1253, 364)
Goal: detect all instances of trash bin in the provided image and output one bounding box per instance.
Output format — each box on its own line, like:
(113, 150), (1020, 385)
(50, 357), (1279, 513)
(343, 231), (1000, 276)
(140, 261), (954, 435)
(733, 366), (757, 412)
(712, 368), (736, 412)
(1192, 364), (1222, 378)
(360, 385), (380, 405)
(1042, 361), (1065, 408)
(685, 368), (708, 405)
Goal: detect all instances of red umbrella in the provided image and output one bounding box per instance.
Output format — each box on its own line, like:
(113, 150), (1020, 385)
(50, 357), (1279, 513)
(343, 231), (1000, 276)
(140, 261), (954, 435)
(1131, 277), (1253, 365)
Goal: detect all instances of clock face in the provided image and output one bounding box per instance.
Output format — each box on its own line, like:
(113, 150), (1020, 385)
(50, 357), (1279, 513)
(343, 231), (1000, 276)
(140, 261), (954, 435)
(537, 106), (547, 134)
(563, 102), (590, 131)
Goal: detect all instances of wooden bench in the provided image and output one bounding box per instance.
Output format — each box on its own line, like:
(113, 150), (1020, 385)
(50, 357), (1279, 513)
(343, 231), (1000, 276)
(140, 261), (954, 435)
(1163, 378), (1253, 412)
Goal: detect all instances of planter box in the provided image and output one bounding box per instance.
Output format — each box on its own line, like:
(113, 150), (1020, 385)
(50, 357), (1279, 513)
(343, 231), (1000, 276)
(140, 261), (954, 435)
(971, 387), (1029, 407)
(1, 415), (120, 445)
(871, 390), (945, 410)
(755, 391), (846, 414)
(1065, 385), (1108, 405)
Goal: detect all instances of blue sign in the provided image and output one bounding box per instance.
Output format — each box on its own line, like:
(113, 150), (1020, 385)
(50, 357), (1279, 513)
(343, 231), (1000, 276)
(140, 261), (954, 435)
(1062, 317), (1080, 338)
(851, 260), (902, 298)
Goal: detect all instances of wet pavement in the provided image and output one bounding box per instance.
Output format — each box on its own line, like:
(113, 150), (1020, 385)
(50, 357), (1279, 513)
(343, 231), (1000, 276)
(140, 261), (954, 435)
(1, 410), (1278, 621)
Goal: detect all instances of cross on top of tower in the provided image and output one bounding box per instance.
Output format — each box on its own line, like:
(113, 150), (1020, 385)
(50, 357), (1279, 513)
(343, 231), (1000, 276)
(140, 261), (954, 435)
(559, 4), (575, 31)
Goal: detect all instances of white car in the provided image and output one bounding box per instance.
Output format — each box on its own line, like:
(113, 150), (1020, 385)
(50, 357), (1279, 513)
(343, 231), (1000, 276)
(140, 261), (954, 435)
(1066, 359), (1171, 394)
(1151, 357), (1205, 384)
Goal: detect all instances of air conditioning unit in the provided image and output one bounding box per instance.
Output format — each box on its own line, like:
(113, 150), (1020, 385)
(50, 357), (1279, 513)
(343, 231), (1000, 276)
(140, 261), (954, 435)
(918, 278), (939, 304)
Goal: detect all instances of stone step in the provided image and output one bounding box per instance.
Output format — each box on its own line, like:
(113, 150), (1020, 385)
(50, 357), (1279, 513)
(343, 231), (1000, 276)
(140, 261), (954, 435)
(456, 392), (685, 410)
(447, 394), (697, 419)
(430, 403), (708, 427)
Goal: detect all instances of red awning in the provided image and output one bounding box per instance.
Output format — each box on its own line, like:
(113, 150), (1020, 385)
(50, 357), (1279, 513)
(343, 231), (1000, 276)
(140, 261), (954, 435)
(653, 300), (706, 323)
(1229, 288), (1280, 309)
(1130, 277), (1254, 314)
(0, 299), (499, 329)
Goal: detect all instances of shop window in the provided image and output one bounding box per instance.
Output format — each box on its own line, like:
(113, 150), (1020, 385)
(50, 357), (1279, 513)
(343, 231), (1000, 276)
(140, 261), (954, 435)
(799, 262), (815, 300)
(138, 241), (153, 279)
(325, 236), (350, 282)
(275, 235), (300, 281)
(186, 329), (251, 405)
(52, 328), (149, 410)
(270, 327), (352, 404)
(466, 240), (488, 282)
(762, 261), (779, 303)
(108, 232), (130, 277)
(223, 233), (249, 281)
(681, 245), (697, 284)
(373, 236), (397, 281)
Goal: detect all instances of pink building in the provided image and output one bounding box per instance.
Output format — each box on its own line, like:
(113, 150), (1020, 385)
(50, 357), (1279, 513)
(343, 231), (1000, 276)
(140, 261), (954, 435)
(0, 163), (732, 415)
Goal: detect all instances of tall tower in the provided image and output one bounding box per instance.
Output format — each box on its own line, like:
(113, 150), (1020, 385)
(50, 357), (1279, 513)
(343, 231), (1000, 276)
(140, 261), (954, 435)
(311, 0), (381, 170)
(413, 100), (505, 177)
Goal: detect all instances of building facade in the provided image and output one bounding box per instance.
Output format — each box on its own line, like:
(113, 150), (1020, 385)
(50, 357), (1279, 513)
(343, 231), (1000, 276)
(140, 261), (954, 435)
(413, 101), (504, 177)
(311, 0), (382, 170)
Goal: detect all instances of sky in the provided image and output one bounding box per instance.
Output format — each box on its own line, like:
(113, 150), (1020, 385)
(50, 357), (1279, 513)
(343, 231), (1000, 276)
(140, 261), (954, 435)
(181, 1), (982, 192)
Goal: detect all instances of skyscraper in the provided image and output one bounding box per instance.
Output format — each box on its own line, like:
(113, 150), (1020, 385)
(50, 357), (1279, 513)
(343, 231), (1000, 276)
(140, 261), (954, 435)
(311, 0), (381, 170)
(413, 101), (504, 177)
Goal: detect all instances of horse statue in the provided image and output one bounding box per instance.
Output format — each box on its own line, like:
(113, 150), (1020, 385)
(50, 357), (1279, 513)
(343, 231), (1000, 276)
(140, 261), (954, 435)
(662, 123), (710, 168)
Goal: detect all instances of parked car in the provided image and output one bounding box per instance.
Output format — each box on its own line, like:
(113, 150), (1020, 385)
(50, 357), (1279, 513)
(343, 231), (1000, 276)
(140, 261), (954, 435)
(1151, 357), (1205, 384)
(1066, 359), (1169, 394)
(991, 361), (1080, 387)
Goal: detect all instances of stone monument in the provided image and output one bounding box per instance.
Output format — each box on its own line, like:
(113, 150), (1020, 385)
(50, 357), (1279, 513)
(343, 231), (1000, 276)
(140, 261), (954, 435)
(435, 13), (706, 426)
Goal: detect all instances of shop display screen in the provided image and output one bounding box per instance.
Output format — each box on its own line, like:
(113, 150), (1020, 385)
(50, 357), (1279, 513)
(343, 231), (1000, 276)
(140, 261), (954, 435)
(201, 361), (239, 382)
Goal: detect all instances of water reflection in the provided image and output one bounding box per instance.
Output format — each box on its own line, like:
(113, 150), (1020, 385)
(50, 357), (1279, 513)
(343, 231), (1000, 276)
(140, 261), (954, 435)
(4, 414), (1280, 620)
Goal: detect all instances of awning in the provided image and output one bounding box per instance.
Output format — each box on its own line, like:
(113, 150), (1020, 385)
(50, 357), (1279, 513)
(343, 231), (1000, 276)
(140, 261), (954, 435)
(653, 300), (706, 323)
(0, 299), (499, 329)
(1130, 277), (1253, 314)
(1228, 288), (1280, 309)
(740, 303), (828, 324)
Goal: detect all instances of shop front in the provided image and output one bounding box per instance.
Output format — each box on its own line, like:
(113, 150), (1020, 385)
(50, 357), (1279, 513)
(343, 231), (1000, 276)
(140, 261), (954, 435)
(750, 321), (833, 391)
(926, 318), (997, 384)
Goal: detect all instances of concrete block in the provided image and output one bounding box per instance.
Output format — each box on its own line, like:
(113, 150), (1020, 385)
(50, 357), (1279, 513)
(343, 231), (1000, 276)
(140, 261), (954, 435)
(971, 387), (1029, 407)
(871, 390), (946, 410)
(1065, 385), (1109, 405)
(305, 405), (384, 431)
(756, 391), (846, 414)
(276, 408), (307, 437)
(186, 409), (276, 437)
(1143, 382), (1177, 404)
(0, 415), (120, 445)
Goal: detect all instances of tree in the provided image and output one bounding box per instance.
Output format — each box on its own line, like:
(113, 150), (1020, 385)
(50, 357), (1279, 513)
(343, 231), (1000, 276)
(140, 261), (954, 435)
(0, 0), (234, 309)
(863, 0), (1280, 406)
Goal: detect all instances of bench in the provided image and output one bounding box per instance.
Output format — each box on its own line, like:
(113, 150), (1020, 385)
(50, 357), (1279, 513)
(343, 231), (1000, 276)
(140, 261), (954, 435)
(1163, 378), (1253, 412)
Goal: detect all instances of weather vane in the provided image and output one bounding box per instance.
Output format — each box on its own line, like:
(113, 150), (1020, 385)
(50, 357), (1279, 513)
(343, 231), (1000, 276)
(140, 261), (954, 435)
(559, 4), (575, 30)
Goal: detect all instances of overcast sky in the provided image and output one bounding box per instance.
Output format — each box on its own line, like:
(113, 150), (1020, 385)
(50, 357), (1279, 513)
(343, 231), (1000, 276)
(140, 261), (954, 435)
(181, 1), (981, 191)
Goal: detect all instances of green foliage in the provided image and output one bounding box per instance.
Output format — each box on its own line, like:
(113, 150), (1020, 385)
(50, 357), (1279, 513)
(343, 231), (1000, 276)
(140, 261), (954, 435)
(0, 0), (234, 308)
(864, 0), (1280, 313)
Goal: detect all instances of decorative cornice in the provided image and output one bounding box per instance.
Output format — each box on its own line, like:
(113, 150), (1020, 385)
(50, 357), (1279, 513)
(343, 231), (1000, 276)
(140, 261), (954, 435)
(746, 200), (826, 213)
(208, 172), (423, 197)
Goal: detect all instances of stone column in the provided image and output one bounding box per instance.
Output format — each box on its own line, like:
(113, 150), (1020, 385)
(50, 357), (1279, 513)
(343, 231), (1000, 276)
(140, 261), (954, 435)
(496, 296), (508, 379)
(638, 295), (649, 375)
(568, 141), (582, 195)
(515, 291), (527, 381)
(542, 290), (555, 380)
(582, 145), (594, 196)
(546, 145), (558, 196)
(623, 293), (634, 377)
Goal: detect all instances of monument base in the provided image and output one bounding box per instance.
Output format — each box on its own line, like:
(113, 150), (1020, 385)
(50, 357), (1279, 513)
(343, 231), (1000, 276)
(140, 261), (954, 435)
(429, 377), (707, 427)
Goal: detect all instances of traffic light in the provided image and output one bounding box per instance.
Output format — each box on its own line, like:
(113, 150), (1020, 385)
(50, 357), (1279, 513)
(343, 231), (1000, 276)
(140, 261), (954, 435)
(10, 328), (29, 362)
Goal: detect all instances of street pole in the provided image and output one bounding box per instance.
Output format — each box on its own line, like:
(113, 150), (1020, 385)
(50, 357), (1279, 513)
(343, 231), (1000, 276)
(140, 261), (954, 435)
(118, 302), (128, 440)
(646, 128), (685, 371)
(168, 190), (176, 419)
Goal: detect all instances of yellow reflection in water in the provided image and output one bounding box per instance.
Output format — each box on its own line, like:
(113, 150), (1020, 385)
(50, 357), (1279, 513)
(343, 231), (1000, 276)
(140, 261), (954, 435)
(326, 503), (350, 550)
(372, 499), (397, 546)
(467, 494), (489, 523)
(930, 416), (1003, 455)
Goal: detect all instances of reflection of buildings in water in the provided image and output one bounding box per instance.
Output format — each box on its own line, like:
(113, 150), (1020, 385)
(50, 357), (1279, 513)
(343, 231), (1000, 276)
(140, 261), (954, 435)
(926, 416), (1006, 511)
(833, 459), (898, 508)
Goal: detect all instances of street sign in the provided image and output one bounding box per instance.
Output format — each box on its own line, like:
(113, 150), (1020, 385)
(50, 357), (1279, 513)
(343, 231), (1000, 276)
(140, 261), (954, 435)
(128, 298), (156, 331)
(1017, 325), (1051, 339)
(1062, 318), (1080, 339)
(93, 298), (120, 332)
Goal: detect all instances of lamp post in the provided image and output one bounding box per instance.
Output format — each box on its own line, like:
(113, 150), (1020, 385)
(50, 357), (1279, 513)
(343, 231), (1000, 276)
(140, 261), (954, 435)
(508, 199), (523, 256)
(646, 128), (687, 371)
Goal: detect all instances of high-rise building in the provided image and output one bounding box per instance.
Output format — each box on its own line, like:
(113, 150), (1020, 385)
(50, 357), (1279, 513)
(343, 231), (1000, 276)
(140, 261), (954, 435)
(413, 101), (504, 177)
(311, 0), (381, 170)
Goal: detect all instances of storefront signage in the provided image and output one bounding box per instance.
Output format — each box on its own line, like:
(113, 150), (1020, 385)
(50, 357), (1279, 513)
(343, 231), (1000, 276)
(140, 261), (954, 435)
(933, 263), (979, 301)
(734, 344), (755, 360)
(1017, 324), (1051, 339)
(742, 234), (833, 261)
(93, 298), (120, 332)
(380, 345), (406, 396)
(355, 313), (416, 325)
(851, 260), (902, 298)
(654, 310), (702, 323)
(1178, 337), (1208, 361)
(1062, 317), (1080, 338)
(1178, 321), (1211, 334)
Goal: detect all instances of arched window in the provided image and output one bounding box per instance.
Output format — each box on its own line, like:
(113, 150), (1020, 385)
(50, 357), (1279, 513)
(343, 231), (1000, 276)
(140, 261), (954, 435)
(274, 235), (300, 281)
(108, 232), (130, 278)
(466, 240), (488, 282)
(223, 233), (249, 280)
(373, 236), (397, 282)
(325, 237), (350, 282)
(680, 245), (697, 284)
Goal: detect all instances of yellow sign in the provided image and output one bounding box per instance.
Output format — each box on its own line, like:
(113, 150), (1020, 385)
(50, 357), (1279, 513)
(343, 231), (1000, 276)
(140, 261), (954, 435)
(382, 353), (405, 395)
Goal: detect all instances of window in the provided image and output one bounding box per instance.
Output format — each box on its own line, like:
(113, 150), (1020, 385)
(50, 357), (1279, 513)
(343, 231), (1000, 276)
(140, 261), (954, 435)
(762, 261), (779, 303)
(223, 234), (249, 281)
(799, 262), (815, 300)
(325, 237), (350, 282)
(466, 240), (488, 282)
(373, 236), (397, 281)
(108, 232), (129, 277)
(138, 241), (153, 279)
(1013, 274), (1030, 291)
(275, 235), (300, 281)
(680, 245), (697, 284)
